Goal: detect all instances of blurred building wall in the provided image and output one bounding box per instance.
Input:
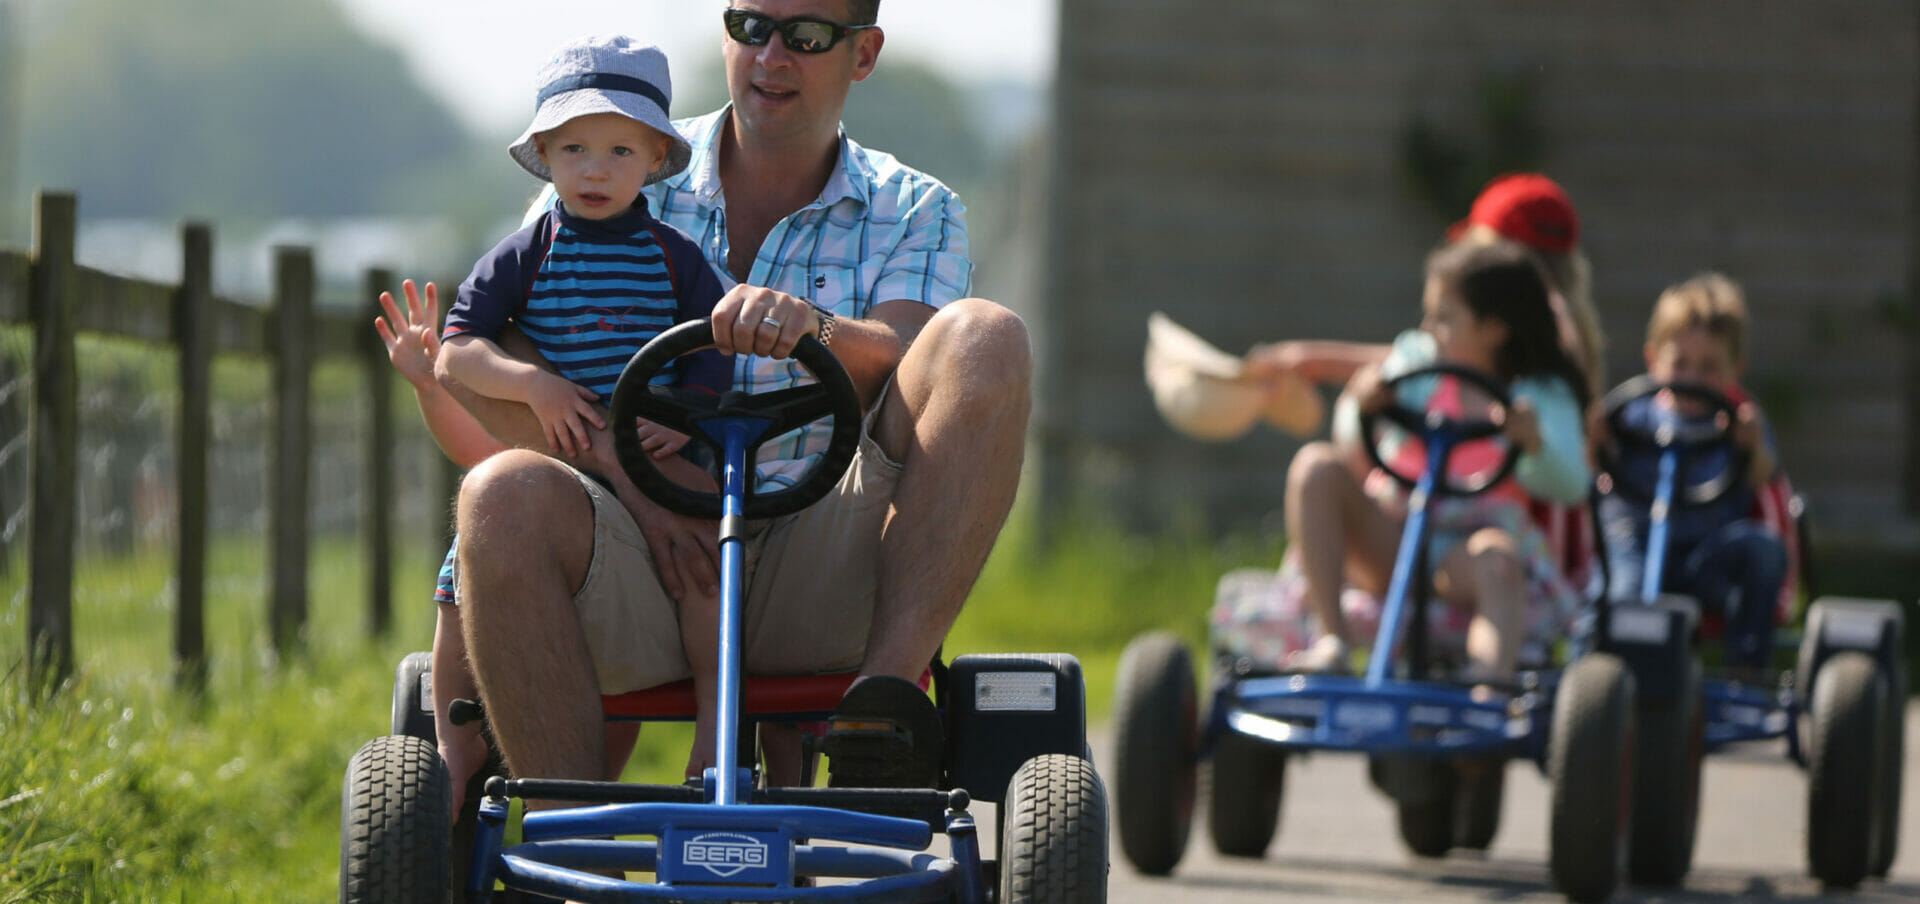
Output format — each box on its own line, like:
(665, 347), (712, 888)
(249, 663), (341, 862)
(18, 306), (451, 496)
(1038, 0), (1919, 540)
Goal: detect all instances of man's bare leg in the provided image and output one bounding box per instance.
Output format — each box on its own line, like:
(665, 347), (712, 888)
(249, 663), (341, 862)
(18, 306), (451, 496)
(457, 449), (607, 806)
(861, 298), (1032, 682)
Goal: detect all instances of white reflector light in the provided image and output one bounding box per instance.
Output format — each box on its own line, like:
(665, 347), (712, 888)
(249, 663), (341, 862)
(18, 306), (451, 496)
(975, 672), (1058, 712)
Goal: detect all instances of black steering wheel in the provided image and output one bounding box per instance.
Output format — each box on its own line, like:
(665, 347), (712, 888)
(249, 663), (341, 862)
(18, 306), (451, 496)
(609, 319), (862, 521)
(1360, 363), (1520, 496)
(1596, 375), (1745, 507)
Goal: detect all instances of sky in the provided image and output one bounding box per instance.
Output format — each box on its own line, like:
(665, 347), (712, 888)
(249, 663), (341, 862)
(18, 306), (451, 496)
(335, 0), (1060, 138)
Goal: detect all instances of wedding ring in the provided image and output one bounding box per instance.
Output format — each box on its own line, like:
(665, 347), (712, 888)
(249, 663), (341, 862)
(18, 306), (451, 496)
(760, 316), (783, 329)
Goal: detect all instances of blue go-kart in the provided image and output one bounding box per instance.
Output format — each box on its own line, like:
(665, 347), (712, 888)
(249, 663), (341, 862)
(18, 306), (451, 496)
(1112, 364), (1639, 903)
(339, 320), (1109, 903)
(1592, 376), (1906, 890)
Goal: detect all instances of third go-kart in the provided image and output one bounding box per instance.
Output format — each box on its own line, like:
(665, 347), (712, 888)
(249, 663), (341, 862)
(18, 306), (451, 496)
(340, 320), (1109, 902)
(1114, 364), (1637, 903)
(1594, 375), (1906, 890)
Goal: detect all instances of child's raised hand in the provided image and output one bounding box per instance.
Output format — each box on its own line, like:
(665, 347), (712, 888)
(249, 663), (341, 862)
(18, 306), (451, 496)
(635, 420), (693, 460)
(525, 372), (604, 457)
(1503, 398), (1543, 454)
(374, 279), (441, 387)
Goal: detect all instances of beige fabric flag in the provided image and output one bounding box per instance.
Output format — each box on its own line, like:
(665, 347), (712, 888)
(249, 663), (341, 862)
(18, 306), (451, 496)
(1144, 312), (1324, 441)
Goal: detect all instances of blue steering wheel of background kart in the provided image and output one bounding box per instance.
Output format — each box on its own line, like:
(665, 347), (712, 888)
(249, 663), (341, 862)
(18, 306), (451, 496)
(609, 319), (861, 521)
(1597, 375), (1746, 507)
(1360, 363), (1521, 496)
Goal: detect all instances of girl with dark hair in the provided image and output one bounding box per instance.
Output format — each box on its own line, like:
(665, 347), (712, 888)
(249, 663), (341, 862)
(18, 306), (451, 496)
(1244, 239), (1591, 688)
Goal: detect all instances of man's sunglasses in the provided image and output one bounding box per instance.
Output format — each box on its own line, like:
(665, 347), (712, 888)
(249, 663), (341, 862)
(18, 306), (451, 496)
(723, 8), (874, 54)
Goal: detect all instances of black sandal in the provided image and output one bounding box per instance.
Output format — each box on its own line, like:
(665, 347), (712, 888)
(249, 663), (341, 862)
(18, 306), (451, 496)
(823, 676), (944, 789)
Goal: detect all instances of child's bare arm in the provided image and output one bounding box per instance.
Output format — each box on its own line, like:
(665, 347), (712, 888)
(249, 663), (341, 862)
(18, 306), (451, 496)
(1245, 340), (1390, 387)
(441, 333), (605, 457)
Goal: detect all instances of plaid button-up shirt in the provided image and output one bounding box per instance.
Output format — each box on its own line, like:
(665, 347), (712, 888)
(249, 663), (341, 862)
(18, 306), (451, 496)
(646, 106), (972, 490)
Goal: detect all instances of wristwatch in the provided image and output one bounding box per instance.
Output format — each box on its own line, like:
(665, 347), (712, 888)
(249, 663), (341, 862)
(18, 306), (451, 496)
(810, 303), (837, 347)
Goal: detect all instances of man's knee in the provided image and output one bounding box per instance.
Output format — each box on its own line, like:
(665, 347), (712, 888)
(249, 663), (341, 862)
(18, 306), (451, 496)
(1466, 529), (1523, 591)
(908, 298), (1032, 400)
(456, 450), (592, 582)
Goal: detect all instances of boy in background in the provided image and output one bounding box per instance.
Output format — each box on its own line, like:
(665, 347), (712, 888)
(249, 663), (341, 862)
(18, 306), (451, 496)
(1598, 272), (1790, 674)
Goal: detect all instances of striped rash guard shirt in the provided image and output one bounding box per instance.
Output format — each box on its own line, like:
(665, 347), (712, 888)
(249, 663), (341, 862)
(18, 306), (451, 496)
(443, 199), (732, 397)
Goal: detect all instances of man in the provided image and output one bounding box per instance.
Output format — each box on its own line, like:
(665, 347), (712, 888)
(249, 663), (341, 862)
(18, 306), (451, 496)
(435, 0), (1031, 799)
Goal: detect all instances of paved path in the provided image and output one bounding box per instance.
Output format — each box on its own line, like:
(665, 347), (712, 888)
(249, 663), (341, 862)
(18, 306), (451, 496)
(1094, 701), (1920, 903)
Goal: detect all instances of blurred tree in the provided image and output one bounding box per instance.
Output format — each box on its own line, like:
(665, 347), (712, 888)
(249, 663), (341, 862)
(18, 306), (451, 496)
(676, 56), (992, 199)
(14, 0), (518, 220)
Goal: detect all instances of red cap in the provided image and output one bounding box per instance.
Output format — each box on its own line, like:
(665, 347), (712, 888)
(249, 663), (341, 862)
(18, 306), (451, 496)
(1446, 173), (1580, 254)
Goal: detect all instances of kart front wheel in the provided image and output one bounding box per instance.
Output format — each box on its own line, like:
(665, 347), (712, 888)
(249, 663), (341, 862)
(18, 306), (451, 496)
(999, 753), (1109, 904)
(1806, 651), (1889, 889)
(1628, 657), (1703, 886)
(340, 734), (452, 904)
(1111, 632), (1197, 874)
(1548, 653), (1634, 904)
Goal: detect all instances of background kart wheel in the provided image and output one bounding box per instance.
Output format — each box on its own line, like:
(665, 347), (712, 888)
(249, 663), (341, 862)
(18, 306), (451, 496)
(1548, 653), (1634, 904)
(1452, 756), (1505, 852)
(340, 734), (452, 904)
(1870, 659), (1907, 878)
(1111, 632), (1197, 874)
(999, 753), (1109, 904)
(1207, 727), (1285, 859)
(390, 651), (435, 743)
(1806, 651), (1887, 889)
(1390, 758), (1456, 858)
(1628, 657), (1703, 886)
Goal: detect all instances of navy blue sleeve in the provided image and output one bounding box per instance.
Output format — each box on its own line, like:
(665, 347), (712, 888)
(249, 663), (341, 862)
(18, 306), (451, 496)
(660, 224), (734, 394)
(443, 211), (555, 342)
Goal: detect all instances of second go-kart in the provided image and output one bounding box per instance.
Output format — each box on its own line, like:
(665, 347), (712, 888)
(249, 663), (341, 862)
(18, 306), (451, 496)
(1114, 364), (1638, 903)
(1594, 375), (1906, 890)
(340, 320), (1109, 903)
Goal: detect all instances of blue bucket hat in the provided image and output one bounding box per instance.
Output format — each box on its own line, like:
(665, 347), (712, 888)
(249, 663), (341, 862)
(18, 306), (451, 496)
(508, 34), (693, 185)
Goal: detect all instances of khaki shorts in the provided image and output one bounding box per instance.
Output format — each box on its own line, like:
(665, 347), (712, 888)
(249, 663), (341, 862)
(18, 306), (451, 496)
(570, 404), (901, 694)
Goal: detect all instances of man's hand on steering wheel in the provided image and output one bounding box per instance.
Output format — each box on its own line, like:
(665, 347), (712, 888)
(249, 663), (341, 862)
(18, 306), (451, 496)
(712, 284), (826, 359)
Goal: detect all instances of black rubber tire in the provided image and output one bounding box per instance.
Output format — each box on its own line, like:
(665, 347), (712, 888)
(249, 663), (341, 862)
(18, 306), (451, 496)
(1806, 651), (1887, 889)
(391, 651), (436, 743)
(999, 753), (1109, 904)
(1628, 657), (1704, 886)
(1452, 757), (1505, 851)
(340, 734), (453, 904)
(1548, 653), (1634, 904)
(1111, 632), (1197, 875)
(1871, 660), (1907, 878)
(1207, 727), (1285, 859)
(1392, 759), (1456, 858)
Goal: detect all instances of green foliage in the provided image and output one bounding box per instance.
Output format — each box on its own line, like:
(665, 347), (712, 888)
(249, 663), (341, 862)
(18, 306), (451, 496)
(1397, 64), (1550, 223)
(14, 0), (504, 219)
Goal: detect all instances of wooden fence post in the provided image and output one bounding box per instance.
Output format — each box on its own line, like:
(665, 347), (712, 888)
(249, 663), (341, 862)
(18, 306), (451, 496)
(27, 191), (77, 690)
(269, 246), (313, 657)
(174, 223), (212, 692)
(362, 268), (394, 637)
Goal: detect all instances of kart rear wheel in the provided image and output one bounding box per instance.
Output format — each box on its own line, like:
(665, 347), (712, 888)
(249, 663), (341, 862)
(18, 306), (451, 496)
(1628, 657), (1703, 886)
(1806, 651), (1888, 889)
(999, 753), (1109, 904)
(1453, 756), (1505, 851)
(1548, 653), (1634, 904)
(340, 734), (452, 904)
(1112, 632), (1197, 874)
(1207, 727), (1285, 858)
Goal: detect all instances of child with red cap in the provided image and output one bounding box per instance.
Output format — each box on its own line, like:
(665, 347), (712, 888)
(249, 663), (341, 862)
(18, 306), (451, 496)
(1448, 173), (1603, 399)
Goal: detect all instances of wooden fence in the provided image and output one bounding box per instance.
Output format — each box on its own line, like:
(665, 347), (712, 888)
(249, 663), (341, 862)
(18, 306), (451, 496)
(0, 190), (432, 692)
